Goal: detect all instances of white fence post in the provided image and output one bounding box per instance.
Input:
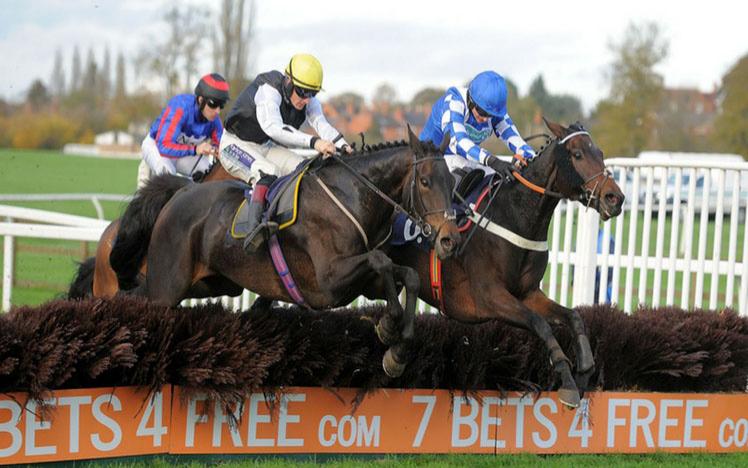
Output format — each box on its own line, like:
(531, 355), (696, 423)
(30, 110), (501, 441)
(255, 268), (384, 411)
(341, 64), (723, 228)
(572, 207), (600, 306)
(2, 220), (14, 312)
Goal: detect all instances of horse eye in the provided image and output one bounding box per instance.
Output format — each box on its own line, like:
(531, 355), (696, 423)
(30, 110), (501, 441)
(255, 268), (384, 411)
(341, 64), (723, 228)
(420, 177), (430, 187)
(573, 151), (583, 160)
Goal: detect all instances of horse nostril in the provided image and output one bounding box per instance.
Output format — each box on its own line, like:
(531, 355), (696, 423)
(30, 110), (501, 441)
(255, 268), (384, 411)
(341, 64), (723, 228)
(605, 193), (621, 207)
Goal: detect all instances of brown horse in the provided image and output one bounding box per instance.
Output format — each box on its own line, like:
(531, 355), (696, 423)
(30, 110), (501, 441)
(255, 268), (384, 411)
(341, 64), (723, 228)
(389, 119), (625, 407)
(110, 130), (461, 376)
(68, 162), (235, 299)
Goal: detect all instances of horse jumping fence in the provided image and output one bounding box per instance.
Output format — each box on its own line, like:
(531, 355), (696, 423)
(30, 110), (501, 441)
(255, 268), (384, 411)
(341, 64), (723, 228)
(2, 156), (748, 314)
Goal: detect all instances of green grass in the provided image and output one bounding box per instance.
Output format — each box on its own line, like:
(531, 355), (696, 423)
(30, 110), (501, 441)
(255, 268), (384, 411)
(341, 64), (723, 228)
(0, 148), (139, 306)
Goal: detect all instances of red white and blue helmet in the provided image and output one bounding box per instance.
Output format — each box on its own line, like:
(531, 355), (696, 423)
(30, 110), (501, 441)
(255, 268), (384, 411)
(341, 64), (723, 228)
(468, 71), (507, 118)
(194, 73), (230, 103)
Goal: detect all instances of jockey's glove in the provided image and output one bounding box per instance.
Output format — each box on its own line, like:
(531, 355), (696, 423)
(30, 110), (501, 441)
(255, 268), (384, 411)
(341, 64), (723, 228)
(487, 156), (516, 181)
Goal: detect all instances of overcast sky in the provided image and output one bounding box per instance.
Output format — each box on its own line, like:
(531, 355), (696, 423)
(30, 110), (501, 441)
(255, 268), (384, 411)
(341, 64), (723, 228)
(2, 0), (747, 112)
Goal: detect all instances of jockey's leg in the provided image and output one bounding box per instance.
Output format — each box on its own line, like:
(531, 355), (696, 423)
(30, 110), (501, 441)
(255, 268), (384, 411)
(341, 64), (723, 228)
(243, 173), (278, 253)
(141, 135), (177, 177)
(174, 153), (212, 180)
(136, 160), (152, 190)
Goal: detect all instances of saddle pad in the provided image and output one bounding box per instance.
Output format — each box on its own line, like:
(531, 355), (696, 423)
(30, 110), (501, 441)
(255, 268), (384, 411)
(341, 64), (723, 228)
(229, 164), (310, 239)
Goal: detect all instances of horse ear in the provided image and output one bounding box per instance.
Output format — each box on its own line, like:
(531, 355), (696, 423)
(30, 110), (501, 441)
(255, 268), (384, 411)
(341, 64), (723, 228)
(407, 124), (424, 156)
(543, 116), (567, 139)
(439, 130), (451, 154)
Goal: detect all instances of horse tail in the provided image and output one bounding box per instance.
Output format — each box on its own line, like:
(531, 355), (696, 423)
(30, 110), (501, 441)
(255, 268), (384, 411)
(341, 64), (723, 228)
(67, 256), (96, 299)
(110, 174), (191, 290)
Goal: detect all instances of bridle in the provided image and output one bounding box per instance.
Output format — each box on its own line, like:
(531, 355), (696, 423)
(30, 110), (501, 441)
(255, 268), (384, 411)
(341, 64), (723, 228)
(408, 156), (457, 241)
(512, 130), (611, 210)
(329, 150), (455, 244)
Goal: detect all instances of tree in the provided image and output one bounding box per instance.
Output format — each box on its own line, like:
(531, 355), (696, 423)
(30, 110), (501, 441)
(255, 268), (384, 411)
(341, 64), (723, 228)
(591, 22), (668, 157)
(26, 79), (50, 111)
(713, 54), (748, 158)
(328, 92), (365, 112)
(372, 83), (398, 107)
(114, 51), (127, 99)
(410, 87), (445, 107)
(135, 5), (212, 97)
(529, 75), (583, 123)
(100, 46), (111, 99)
(50, 49), (66, 97)
(213, 0), (256, 91)
(70, 45), (81, 92)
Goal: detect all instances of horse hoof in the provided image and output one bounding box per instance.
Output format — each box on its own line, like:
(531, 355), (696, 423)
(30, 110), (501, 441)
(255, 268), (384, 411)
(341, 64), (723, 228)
(375, 321), (398, 346)
(558, 388), (580, 409)
(382, 349), (405, 378)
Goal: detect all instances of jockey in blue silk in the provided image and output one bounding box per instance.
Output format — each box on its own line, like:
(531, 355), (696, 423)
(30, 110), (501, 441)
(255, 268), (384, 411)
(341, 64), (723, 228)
(138, 73), (229, 188)
(420, 71), (536, 176)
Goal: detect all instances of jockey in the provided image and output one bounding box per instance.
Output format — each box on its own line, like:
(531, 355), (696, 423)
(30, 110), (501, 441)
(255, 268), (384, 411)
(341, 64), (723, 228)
(139, 73), (229, 187)
(420, 70), (536, 178)
(219, 53), (352, 253)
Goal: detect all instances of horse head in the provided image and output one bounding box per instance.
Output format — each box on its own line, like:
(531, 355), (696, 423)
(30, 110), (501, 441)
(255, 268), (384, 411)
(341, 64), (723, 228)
(405, 125), (461, 259)
(541, 118), (625, 221)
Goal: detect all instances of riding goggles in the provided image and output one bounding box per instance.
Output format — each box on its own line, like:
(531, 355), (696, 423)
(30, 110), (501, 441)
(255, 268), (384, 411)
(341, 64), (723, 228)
(206, 98), (225, 109)
(294, 86), (318, 99)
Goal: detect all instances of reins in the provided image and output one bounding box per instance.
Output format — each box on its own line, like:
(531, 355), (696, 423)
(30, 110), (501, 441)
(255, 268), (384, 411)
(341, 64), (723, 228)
(329, 151), (449, 240)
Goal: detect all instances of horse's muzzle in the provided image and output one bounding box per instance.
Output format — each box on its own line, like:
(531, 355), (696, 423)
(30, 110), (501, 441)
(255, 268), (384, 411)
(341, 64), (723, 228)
(434, 220), (461, 260)
(599, 190), (625, 221)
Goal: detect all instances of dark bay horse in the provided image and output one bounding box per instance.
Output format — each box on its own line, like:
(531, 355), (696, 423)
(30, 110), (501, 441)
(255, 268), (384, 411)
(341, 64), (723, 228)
(111, 129), (461, 376)
(389, 119), (625, 408)
(68, 162), (235, 299)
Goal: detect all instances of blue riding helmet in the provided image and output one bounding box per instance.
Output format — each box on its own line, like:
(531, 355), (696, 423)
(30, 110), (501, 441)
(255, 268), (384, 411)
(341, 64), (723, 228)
(468, 71), (508, 118)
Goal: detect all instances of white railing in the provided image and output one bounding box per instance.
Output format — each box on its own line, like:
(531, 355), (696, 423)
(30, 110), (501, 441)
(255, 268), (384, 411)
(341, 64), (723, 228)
(3, 155), (748, 315)
(546, 157), (748, 314)
(0, 194), (131, 220)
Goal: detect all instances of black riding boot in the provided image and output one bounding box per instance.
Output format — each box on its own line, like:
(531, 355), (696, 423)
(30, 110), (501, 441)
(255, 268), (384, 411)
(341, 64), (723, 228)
(243, 175), (278, 253)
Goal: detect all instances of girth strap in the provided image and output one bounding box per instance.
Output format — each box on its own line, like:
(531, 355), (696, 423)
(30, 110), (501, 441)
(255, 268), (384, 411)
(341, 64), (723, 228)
(313, 175), (371, 250)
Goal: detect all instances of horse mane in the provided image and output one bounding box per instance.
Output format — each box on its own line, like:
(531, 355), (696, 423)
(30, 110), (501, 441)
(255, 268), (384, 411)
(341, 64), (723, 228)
(350, 139), (408, 156)
(349, 137), (440, 157)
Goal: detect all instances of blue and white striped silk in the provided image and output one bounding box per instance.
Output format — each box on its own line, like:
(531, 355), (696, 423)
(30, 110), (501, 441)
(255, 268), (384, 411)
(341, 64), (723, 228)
(420, 87), (536, 164)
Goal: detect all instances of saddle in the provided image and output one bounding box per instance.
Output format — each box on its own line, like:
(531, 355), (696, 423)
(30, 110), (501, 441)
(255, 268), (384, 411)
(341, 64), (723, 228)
(230, 158), (315, 238)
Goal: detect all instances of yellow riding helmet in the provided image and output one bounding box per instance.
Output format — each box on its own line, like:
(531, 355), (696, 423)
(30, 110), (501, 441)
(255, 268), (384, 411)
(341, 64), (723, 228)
(285, 53), (323, 91)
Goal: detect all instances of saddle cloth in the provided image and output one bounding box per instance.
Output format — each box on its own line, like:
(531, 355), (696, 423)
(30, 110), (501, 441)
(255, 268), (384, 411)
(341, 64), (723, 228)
(230, 159), (315, 239)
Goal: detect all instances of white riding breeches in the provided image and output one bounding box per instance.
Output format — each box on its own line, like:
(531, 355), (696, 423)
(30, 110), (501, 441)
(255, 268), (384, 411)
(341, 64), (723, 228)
(218, 130), (307, 185)
(141, 135), (212, 181)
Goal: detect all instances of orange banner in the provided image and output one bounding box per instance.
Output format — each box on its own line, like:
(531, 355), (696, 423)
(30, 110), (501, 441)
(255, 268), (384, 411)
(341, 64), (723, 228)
(2, 386), (748, 464)
(169, 387), (748, 454)
(0, 386), (171, 465)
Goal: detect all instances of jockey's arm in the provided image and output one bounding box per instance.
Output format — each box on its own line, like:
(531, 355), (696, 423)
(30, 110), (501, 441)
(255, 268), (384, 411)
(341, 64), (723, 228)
(255, 84), (316, 149)
(493, 114), (536, 162)
(305, 99), (351, 152)
(154, 104), (197, 158)
(440, 95), (493, 165)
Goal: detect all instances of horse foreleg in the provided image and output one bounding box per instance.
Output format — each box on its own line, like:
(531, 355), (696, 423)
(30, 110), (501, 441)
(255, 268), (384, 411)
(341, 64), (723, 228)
(317, 250), (407, 377)
(380, 264), (420, 377)
(478, 289), (581, 408)
(522, 290), (594, 373)
(522, 290), (595, 395)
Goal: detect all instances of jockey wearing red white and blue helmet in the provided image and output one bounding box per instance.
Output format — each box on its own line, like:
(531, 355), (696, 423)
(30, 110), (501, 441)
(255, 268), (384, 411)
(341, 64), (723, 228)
(420, 71), (536, 176)
(138, 73), (229, 187)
